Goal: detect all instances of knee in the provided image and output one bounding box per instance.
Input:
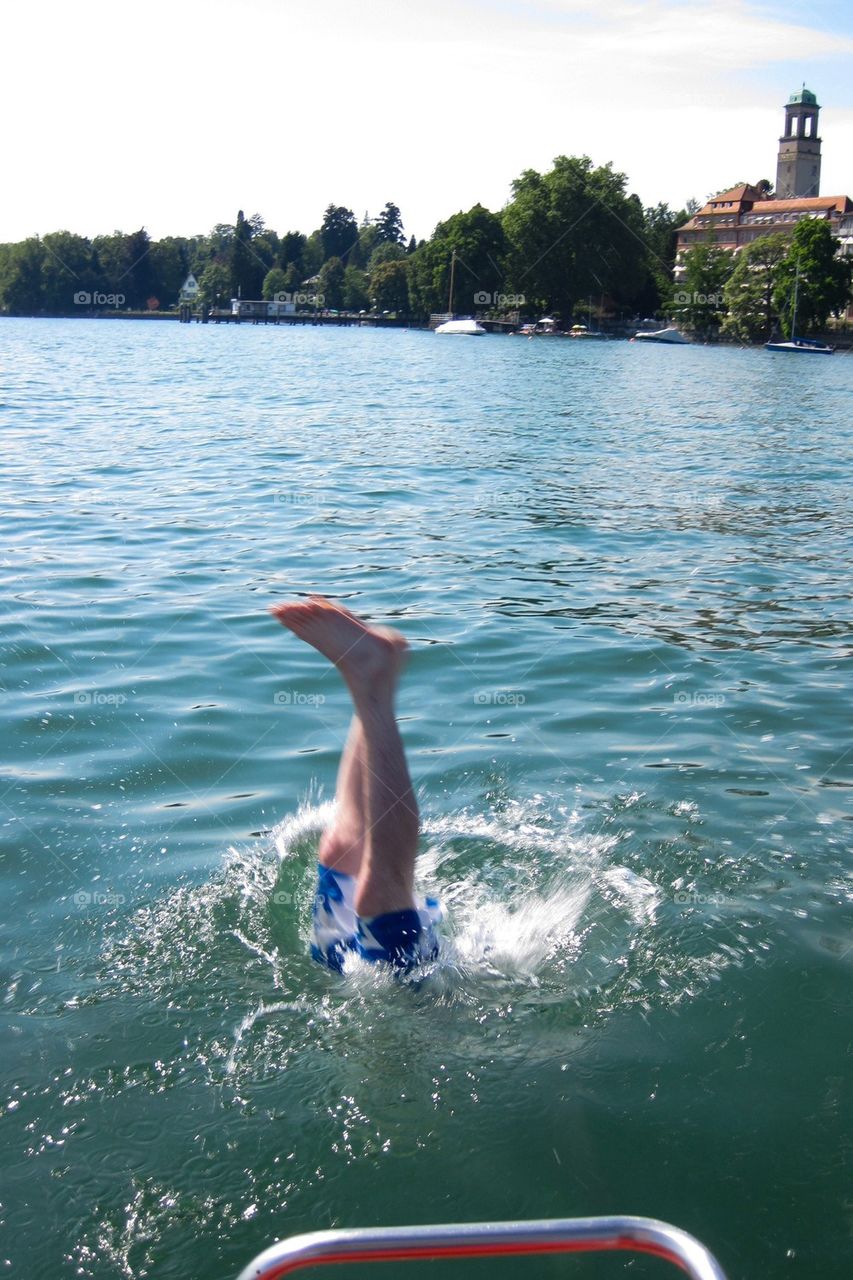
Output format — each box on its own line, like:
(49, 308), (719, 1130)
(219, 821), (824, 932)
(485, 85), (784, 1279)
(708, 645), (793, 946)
(318, 827), (364, 875)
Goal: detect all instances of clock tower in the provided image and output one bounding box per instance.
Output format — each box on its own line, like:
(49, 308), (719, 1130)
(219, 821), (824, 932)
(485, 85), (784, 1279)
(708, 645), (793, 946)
(776, 87), (821, 199)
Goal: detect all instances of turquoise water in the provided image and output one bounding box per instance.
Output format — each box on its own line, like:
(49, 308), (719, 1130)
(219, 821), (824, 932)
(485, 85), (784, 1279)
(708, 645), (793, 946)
(1, 318), (851, 1280)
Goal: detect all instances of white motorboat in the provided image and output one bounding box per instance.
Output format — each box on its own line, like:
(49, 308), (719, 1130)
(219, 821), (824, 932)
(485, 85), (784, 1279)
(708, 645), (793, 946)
(632, 327), (690, 344)
(435, 318), (486, 335)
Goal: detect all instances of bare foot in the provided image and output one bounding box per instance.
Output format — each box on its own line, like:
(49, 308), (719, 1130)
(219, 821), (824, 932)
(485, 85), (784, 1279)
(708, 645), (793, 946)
(269, 595), (407, 695)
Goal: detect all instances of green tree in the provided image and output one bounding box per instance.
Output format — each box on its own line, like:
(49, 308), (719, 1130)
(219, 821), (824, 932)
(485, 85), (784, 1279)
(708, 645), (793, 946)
(773, 218), (851, 335)
(207, 223), (235, 258)
(343, 264), (369, 311)
(375, 202), (404, 245)
(230, 209), (265, 299)
(0, 237), (46, 313)
(370, 259), (410, 313)
(283, 261), (304, 292)
(633, 202), (688, 313)
(302, 230), (324, 276)
(90, 228), (152, 307)
(721, 234), (787, 342)
(198, 261), (231, 308)
(317, 256), (345, 309)
(368, 241), (406, 272)
(40, 232), (97, 312)
(263, 267), (290, 300)
(501, 156), (648, 317)
(673, 242), (734, 333)
(123, 228), (155, 308)
(408, 204), (507, 316)
(0, 243), (12, 308)
(150, 237), (191, 307)
(279, 231), (307, 272)
(320, 205), (358, 263)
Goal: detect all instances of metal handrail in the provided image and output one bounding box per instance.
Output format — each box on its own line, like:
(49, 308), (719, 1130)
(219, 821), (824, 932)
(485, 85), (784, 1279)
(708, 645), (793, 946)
(237, 1216), (729, 1280)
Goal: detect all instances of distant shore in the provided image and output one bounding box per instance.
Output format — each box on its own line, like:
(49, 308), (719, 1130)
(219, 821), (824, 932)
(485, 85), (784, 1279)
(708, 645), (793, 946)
(2, 311), (850, 347)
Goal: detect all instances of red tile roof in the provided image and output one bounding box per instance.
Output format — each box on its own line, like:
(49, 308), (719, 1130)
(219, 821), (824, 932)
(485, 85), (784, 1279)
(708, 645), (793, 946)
(707, 184), (763, 204)
(677, 192), (852, 232)
(750, 195), (851, 213)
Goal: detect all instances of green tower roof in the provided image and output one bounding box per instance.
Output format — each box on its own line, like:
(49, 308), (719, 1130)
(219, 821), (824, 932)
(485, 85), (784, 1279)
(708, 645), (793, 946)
(788, 87), (818, 106)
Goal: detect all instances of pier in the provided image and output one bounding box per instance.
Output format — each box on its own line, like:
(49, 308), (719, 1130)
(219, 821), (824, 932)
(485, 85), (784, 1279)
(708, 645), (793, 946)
(179, 302), (411, 327)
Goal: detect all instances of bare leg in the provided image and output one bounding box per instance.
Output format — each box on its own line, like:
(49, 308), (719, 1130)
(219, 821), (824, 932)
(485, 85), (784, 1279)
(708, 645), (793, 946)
(270, 597), (418, 918)
(317, 715), (367, 876)
(347, 676), (418, 918)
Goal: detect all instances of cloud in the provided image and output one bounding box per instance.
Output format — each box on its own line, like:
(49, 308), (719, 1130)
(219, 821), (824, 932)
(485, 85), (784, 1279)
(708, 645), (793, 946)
(1, 0), (850, 242)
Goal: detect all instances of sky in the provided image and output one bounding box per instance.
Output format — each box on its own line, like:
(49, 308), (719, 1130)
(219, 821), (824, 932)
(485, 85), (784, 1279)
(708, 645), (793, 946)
(2, 0), (852, 245)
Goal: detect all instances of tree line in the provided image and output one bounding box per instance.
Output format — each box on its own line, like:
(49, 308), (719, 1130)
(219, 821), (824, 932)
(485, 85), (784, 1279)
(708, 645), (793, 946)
(0, 156), (849, 334)
(0, 160), (685, 323)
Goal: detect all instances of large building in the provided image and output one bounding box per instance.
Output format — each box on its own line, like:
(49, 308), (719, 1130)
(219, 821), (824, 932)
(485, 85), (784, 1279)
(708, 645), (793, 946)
(674, 89), (852, 281)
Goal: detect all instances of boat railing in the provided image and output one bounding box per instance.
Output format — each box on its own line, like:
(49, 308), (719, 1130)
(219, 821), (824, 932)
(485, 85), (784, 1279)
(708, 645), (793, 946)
(237, 1215), (729, 1280)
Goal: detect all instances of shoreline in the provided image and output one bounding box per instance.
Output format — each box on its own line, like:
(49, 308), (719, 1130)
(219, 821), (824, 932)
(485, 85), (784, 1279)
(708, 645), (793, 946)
(1, 312), (850, 347)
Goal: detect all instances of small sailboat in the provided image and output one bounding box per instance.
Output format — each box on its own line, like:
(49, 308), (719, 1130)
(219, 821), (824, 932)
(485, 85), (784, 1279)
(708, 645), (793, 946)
(766, 263), (834, 354)
(434, 251), (486, 335)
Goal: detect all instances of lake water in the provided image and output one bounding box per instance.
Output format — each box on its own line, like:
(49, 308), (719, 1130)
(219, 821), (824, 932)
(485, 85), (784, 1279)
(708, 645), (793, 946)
(1, 317), (851, 1280)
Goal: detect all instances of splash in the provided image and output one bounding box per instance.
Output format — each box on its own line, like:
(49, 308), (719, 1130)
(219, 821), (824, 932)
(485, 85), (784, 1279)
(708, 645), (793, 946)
(88, 791), (769, 1092)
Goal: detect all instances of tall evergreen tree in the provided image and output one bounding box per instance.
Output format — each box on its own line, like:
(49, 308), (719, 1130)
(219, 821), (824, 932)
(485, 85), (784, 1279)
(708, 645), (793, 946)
(230, 210), (265, 299)
(320, 205), (358, 263)
(375, 202), (405, 245)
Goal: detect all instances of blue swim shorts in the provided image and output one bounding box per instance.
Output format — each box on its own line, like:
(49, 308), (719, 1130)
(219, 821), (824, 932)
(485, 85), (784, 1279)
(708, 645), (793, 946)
(310, 863), (441, 973)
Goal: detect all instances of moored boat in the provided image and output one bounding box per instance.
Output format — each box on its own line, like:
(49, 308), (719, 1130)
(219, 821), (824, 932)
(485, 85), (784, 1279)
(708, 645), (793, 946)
(765, 264), (834, 353)
(632, 326), (690, 344)
(435, 318), (487, 335)
(765, 335), (834, 354)
(434, 250), (486, 334)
